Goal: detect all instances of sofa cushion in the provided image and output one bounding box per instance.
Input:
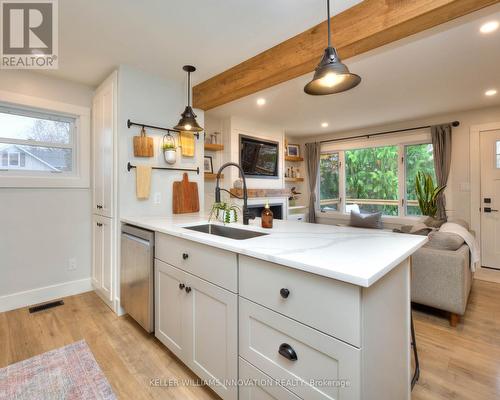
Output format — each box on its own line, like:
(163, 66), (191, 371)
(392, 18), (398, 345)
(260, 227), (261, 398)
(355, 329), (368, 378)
(394, 223), (433, 236)
(425, 231), (465, 251)
(423, 217), (446, 229)
(349, 210), (382, 229)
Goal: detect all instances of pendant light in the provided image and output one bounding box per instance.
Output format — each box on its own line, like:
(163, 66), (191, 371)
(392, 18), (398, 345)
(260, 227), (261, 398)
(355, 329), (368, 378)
(304, 0), (361, 95)
(174, 65), (203, 132)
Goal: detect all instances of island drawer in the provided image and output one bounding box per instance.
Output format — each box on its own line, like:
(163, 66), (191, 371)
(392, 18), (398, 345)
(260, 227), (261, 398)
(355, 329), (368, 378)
(155, 233), (237, 292)
(239, 298), (360, 400)
(239, 357), (301, 400)
(239, 255), (361, 346)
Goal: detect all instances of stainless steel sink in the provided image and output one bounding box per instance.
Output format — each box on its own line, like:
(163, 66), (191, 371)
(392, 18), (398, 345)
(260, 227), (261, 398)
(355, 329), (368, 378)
(184, 224), (268, 240)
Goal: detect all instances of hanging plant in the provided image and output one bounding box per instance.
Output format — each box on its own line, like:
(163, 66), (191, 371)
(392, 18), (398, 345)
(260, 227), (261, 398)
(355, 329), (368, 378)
(415, 171), (446, 218)
(162, 134), (177, 164)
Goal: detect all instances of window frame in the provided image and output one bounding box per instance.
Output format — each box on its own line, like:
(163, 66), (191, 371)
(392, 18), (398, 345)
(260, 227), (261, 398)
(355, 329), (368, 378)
(0, 90), (90, 188)
(318, 129), (432, 220)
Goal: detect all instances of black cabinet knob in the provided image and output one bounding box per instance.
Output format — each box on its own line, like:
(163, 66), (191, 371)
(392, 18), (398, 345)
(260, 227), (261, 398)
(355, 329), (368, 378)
(179, 283), (185, 290)
(182, 253), (189, 260)
(185, 286), (192, 293)
(280, 288), (290, 299)
(278, 343), (298, 361)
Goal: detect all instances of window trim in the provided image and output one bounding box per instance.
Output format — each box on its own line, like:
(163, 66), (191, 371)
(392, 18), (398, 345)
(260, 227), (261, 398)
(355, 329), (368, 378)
(0, 90), (90, 188)
(318, 129), (433, 219)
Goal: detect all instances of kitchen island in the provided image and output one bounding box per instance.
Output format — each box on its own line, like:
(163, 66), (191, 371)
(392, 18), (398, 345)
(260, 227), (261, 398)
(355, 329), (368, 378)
(121, 215), (427, 400)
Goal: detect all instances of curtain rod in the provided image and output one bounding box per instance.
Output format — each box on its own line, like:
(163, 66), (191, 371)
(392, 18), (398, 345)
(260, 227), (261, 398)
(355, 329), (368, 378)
(319, 120), (460, 145)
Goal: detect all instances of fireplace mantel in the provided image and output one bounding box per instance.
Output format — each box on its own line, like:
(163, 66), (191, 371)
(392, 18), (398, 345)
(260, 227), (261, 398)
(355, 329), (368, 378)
(230, 188), (291, 198)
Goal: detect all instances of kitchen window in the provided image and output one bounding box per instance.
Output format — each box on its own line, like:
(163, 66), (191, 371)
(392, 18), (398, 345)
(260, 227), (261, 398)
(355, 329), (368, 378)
(0, 91), (90, 188)
(319, 135), (436, 217)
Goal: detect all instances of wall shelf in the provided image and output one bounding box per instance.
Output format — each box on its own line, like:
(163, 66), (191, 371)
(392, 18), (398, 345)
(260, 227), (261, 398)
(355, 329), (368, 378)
(204, 173), (223, 180)
(285, 156), (304, 162)
(205, 143), (224, 151)
(285, 177), (304, 183)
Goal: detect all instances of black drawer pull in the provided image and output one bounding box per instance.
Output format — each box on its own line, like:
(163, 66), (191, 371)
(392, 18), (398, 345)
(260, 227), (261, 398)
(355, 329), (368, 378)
(185, 286), (192, 293)
(279, 343), (297, 361)
(182, 253), (189, 260)
(179, 283), (185, 290)
(280, 288), (290, 299)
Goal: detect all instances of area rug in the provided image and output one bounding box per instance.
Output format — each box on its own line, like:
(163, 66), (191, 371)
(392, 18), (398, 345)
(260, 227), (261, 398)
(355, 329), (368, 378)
(0, 340), (116, 400)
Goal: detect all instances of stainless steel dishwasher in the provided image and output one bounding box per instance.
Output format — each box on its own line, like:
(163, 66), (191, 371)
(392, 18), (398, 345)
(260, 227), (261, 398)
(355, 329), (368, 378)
(121, 224), (155, 333)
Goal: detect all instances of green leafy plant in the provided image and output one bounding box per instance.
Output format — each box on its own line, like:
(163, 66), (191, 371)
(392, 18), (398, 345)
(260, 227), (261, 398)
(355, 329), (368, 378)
(162, 142), (176, 151)
(208, 202), (241, 224)
(415, 171), (446, 217)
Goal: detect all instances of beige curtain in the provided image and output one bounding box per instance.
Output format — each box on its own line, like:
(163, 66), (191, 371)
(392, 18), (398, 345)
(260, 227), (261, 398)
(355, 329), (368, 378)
(431, 124), (453, 220)
(305, 142), (321, 223)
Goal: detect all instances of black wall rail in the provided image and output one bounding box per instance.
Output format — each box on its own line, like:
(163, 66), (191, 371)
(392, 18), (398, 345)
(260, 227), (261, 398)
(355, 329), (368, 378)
(127, 119), (200, 139)
(127, 162), (199, 175)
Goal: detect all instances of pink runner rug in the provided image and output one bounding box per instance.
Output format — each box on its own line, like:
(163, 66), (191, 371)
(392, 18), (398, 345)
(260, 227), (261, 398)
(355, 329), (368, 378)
(0, 340), (116, 400)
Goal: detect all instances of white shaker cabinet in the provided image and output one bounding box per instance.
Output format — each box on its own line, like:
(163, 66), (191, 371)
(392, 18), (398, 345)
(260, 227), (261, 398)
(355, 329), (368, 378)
(155, 257), (238, 400)
(91, 71), (117, 311)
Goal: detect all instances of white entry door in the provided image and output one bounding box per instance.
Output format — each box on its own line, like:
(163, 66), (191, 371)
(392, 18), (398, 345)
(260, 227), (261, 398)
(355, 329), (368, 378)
(480, 129), (500, 269)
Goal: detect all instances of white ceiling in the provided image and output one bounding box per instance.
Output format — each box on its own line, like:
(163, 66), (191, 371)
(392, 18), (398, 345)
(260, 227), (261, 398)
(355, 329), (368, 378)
(208, 4), (500, 137)
(41, 0), (362, 87)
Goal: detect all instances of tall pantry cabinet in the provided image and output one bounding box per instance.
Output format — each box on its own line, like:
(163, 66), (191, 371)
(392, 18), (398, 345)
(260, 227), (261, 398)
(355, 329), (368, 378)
(92, 71), (117, 310)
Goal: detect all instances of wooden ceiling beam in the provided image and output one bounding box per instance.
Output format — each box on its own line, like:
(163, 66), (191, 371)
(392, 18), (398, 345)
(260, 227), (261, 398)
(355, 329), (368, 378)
(193, 0), (499, 111)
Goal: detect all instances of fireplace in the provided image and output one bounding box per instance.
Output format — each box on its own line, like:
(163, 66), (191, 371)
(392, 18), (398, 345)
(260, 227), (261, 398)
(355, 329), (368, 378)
(247, 203), (283, 220)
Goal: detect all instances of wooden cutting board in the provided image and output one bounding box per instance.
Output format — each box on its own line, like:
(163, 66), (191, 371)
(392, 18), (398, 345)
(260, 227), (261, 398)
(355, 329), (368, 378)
(133, 127), (154, 157)
(173, 173), (200, 214)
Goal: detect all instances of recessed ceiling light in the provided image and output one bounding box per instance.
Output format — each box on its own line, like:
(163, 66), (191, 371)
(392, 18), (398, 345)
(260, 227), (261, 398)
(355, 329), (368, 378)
(321, 122), (329, 128)
(256, 98), (266, 106)
(480, 21), (499, 34)
(485, 89), (498, 96)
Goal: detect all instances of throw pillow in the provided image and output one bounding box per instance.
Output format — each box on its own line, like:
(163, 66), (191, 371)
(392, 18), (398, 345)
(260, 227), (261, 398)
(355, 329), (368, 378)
(349, 210), (383, 229)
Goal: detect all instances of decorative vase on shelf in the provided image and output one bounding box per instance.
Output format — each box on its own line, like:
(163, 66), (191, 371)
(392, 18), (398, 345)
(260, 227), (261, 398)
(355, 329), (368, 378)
(162, 134), (177, 165)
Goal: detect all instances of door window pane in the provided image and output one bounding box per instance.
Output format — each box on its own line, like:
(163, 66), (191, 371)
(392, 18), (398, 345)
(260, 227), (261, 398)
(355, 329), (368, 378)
(319, 152), (340, 211)
(496, 141), (500, 168)
(345, 146), (399, 215)
(405, 143), (435, 216)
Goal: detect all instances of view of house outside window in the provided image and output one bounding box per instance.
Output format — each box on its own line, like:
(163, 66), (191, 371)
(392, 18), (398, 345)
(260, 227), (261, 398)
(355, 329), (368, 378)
(0, 107), (75, 174)
(319, 142), (436, 217)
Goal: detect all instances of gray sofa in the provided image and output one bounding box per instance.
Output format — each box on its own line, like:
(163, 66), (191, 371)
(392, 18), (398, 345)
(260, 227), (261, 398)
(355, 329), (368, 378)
(411, 244), (472, 326)
(410, 219), (473, 327)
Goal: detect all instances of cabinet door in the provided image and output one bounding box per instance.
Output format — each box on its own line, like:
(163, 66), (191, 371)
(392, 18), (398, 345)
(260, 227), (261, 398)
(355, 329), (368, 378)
(92, 95), (103, 215)
(155, 260), (188, 361)
(92, 215), (103, 289)
(100, 216), (113, 303)
(185, 273), (238, 400)
(92, 72), (115, 218)
(92, 215), (114, 306)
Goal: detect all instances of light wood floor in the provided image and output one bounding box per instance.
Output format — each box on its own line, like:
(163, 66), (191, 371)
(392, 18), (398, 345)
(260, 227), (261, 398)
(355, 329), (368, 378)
(1, 280), (499, 400)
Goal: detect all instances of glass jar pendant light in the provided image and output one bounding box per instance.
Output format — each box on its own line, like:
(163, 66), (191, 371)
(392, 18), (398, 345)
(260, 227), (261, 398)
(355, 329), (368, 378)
(304, 0), (361, 95)
(174, 65), (203, 132)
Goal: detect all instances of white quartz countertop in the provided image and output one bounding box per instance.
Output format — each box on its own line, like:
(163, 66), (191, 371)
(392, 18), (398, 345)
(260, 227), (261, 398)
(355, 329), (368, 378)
(121, 214), (427, 287)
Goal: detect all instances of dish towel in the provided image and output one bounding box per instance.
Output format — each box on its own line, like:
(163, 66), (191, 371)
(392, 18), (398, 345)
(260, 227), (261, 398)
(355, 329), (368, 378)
(136, 165), (152, 199)
(180, 131), (195, 157)
(440, 222), (480, 271)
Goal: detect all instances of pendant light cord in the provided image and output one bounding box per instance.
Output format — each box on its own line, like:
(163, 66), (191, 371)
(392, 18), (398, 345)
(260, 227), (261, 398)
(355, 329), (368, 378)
(187, 71), (191, 107)
(327, 0), (331, 48)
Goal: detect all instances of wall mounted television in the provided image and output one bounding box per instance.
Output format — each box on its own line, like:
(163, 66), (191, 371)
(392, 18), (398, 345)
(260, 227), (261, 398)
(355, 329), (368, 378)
(239, 135), (279, 179)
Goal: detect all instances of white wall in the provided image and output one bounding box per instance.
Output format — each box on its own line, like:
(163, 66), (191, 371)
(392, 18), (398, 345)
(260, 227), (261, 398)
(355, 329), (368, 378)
(294, 105), (500, 225)
(0, 71), (94, 310)
(117, 65), (204, 217)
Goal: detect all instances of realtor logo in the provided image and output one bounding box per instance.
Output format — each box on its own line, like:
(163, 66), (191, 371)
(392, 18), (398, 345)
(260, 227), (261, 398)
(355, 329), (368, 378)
(1, 0), (58, 69)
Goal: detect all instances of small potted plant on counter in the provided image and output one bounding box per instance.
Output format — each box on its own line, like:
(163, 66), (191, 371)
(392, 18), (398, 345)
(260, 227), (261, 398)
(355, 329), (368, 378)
(209, 202), (241, 224)
(162, 134), (177, 165)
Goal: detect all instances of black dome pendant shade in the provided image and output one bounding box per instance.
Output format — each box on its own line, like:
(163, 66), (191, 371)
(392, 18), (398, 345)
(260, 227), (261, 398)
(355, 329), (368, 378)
(174, 65), (203, 132)
(304, 0), (361, 95)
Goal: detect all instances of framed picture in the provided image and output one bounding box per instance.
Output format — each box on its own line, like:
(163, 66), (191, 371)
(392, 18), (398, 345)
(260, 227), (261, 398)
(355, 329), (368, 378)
(287, 144), (300, 157)
(204, 156), (213, 173)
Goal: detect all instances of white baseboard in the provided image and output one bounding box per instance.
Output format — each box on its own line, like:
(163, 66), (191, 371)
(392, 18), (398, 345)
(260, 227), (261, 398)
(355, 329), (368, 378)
(0, 278), (93, 313)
